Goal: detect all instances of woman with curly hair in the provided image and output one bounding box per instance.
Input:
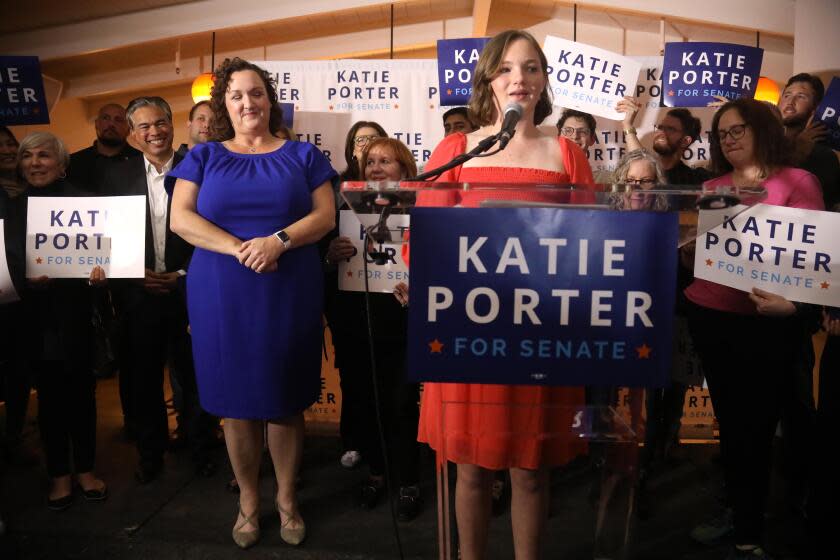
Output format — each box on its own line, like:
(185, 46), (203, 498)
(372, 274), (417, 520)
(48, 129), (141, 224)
(169, 58), (336, 549)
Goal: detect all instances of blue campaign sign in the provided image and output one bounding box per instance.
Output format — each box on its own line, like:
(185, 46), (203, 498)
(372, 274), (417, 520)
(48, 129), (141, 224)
(0, 56), (50, 126)
(661, 43), (763, 108)
(437, 38), (489, 106)
(278, 102), (295, 129)
(406, 207), (678, 387)
(814, 76), (840, 151)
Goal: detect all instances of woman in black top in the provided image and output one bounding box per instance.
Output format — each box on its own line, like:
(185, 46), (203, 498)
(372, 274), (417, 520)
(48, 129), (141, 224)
(6, 132), (109, 510)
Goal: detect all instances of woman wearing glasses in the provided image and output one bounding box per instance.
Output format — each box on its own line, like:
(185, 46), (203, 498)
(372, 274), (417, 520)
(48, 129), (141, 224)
(684, 98), (823, 560)
(322, 121), (388, 473)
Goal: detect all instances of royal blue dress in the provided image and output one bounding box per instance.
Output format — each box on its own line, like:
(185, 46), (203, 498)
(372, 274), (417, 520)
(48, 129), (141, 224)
(168, 141), (336, 419)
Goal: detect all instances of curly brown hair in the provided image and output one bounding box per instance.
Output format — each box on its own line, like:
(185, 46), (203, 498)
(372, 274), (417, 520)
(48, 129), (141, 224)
(208, 58), (285, 142)
(468, 30), (553, 127)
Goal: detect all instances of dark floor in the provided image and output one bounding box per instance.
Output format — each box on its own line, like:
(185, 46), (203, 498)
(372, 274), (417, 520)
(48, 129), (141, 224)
(0, 377), (810, 560)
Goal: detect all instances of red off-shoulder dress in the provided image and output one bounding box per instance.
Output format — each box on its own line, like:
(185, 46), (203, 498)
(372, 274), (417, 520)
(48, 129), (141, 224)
(415, 132), (594, 469)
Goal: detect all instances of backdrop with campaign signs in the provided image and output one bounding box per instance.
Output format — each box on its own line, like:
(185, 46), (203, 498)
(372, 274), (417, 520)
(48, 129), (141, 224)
(26, 196), (146, 279)
(814, 76), (840, 152)
(437, 38), (490, 106)
(662, 42), (763, 108)
(261, 60), (443, 170)
(257, 55), (712, 178)
(406, 207), (678, 387)
(543, 36), (642, 120)
(0, 220), (20, 304)
(0, 56), (50, 126)
(337, 210), (409, 292)
(694, 204), (840, 306)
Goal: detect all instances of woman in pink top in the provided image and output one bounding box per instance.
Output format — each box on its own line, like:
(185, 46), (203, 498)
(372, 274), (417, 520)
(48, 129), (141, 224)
(684, 98), (823, 560)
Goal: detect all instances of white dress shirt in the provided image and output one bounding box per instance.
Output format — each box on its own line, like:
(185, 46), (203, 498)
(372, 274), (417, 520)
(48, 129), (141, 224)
(143, 154), (174, 273)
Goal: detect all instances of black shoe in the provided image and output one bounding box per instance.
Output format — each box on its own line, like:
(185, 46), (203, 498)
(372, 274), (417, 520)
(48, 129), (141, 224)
(397, 485), (421, 522)
(81, 484), (109, 502)
(47, 493), (75, 512)
(360, 480), (384, 509)
(135, 462), (162, 484)
(196, 459), (218, 478)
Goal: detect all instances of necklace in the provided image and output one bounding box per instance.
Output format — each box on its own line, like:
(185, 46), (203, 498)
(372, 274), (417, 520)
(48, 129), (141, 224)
(230, 139), (261, 153)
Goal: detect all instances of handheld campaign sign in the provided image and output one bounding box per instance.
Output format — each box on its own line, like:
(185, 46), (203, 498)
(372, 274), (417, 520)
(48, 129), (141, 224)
(437, 38), (490, 106)
(814, 76), (840, 151)
(662, 42), (763, 108)
(26, 196), (146, 279)
(337, 209), (409, 293)
(0, 220), (20, 304)
(407, 207), (678, 387)
(278, 102), (295, 129)
(0, 56), (50, 125)
(694, 204), (840, 306)
(543, 35), (642, 120)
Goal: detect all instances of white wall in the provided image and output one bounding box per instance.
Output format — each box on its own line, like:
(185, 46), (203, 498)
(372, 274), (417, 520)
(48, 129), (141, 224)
(793, 0), (840, 81)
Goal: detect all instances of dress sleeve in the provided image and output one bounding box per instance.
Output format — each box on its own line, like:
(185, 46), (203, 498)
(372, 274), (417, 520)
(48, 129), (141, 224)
(403, 133), (469, 264)
(426, 132), (467, 183)
(166, 143), (211, 195)
(558, 136), (594, 185)
(303, 143), (338, 192)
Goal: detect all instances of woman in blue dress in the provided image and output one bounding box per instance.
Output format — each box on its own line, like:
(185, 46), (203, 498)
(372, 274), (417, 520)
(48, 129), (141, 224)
(169, 58), (336, 549)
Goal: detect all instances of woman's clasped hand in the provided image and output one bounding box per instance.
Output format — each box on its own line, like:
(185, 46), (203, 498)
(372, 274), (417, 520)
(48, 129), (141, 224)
(236, 235), (284, 273)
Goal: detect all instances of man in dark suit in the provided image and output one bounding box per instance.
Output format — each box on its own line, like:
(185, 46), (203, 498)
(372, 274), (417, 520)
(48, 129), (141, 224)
(103, 96), (215, 483)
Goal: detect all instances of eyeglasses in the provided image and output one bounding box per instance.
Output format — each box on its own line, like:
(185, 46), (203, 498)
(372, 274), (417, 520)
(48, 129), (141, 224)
(559, 126), (591, 137)
(653, 124), (682, 135)
(354, 134), (380, 146)
(626, 178), (657, 185)
(717, 124), (748, 142)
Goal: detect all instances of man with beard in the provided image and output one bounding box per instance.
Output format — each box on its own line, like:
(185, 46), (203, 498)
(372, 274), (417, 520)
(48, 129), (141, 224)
(618, 99), (710, 186)
(69, 104), (140, 193)
(779, 73), (840, 210)
(176, 101), (214, 158)
(778, 73), (839, 557)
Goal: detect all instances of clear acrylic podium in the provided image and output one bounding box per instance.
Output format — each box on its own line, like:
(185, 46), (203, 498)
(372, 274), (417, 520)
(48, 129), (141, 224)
(341, 181), (766, 560)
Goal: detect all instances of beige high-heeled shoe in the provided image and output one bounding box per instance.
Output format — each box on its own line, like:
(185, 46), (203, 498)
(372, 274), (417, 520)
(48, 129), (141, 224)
(231, 504), (260, 549)
(277, 501), (306, 546)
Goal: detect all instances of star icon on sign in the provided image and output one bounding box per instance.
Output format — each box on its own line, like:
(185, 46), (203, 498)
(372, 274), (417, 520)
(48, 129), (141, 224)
(329, 105), (334, 111)
(394, 104), (399, 109)
(429, 104), (435, 109)
(428, 339), (444, 354)
(821, 281), (830, 289)
(705, 259), (713, 266)
(635, 343), (652, 359)
(346, 270), (353, 278)
(446, 89), (453, 95)
(295, 105), (300, 110)
(668, 90), (675, 97)
(36, 257), (43, 264)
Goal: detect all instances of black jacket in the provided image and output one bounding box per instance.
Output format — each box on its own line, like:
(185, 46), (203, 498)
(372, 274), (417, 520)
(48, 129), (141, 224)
(2, 180), (99, 369)
(99, 152), (194, 311)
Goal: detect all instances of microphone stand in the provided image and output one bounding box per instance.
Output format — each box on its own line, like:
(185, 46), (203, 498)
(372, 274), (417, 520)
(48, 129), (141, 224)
(408, 130), (509, 181)
(366, 127), (512, 259)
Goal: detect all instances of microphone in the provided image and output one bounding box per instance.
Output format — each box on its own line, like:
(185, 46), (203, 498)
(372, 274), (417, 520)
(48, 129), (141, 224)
(497, 102), (523, 150)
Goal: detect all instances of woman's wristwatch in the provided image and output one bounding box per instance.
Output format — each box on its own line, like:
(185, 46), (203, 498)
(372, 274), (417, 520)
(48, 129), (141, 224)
(274, 229), (292, 249)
